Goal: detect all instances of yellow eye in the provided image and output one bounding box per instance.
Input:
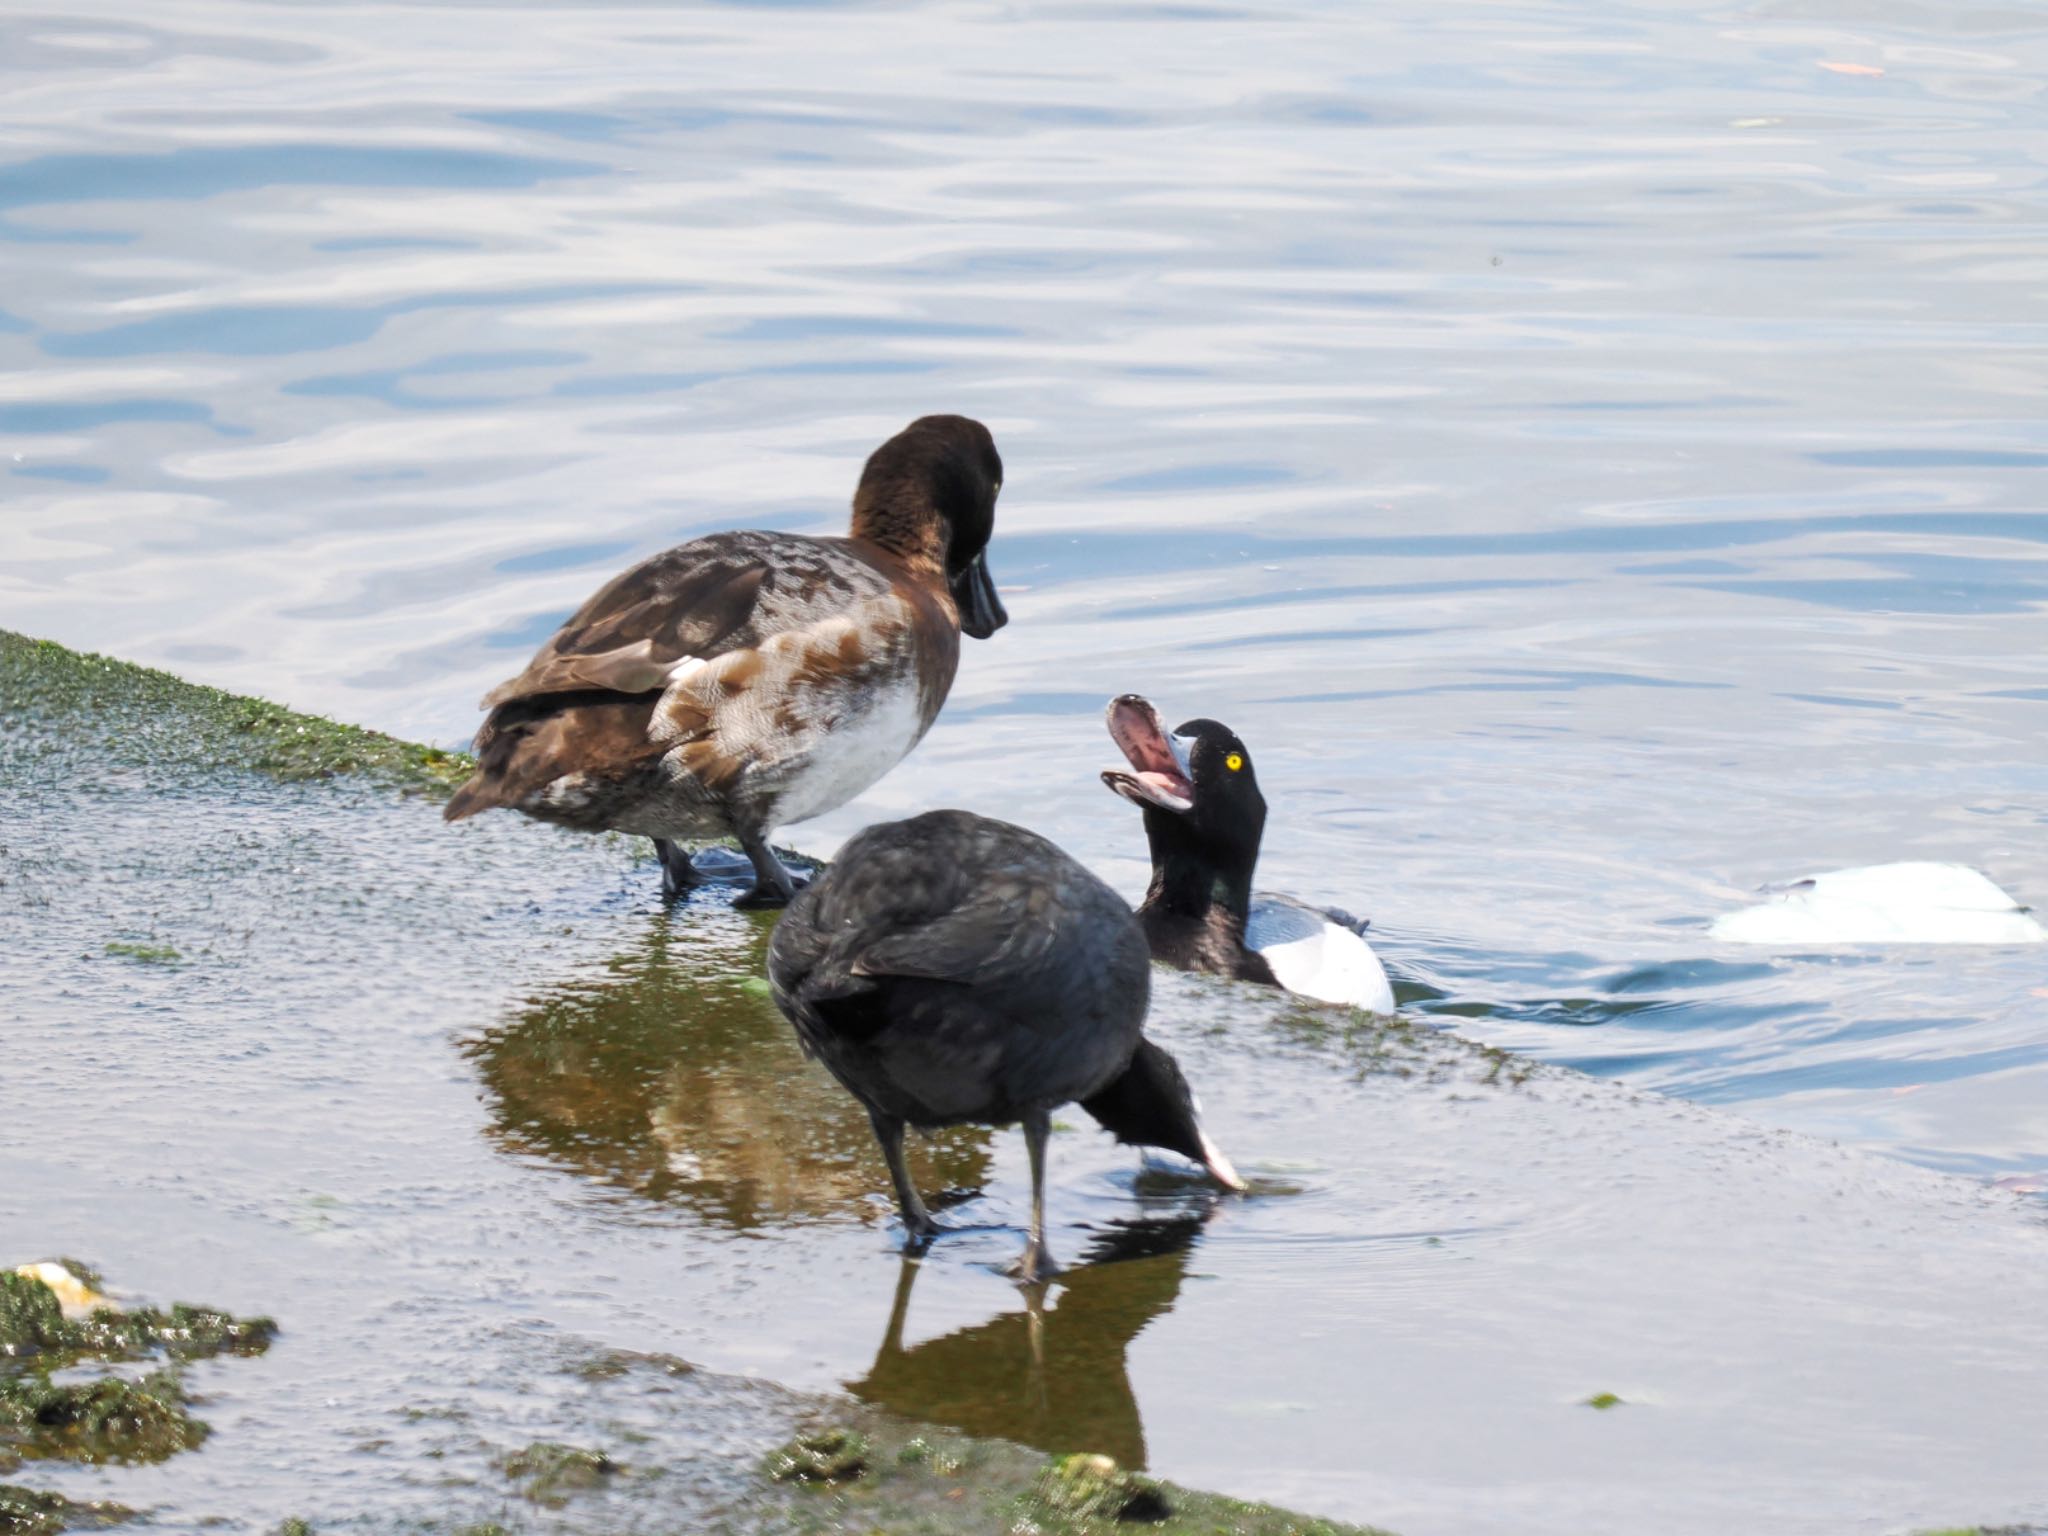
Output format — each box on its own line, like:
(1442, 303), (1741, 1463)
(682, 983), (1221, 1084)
(1225, 753), (1244, 772)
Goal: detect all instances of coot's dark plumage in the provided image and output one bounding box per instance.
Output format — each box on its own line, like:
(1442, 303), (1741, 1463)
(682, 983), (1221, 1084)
(1103, 695), (1395, 1012)
(444, 415), (1007, 907)
(766, 809), (1242, 1282)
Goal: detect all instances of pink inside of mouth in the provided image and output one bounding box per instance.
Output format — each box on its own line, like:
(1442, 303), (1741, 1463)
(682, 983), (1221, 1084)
(1107, 697), (1194, 806)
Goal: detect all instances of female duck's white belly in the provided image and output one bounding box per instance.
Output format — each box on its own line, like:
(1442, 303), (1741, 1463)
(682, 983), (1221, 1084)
(756, 674), (928, 827)
(1712, 862), (2045, 945)
(1246, 895), (1396, 1013)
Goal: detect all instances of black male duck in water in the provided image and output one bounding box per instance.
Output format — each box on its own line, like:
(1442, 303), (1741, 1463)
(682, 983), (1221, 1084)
(444, 415), (1006, 906)
(1103, 695), (1395, 1013)
(766, 808), (1243, 1283)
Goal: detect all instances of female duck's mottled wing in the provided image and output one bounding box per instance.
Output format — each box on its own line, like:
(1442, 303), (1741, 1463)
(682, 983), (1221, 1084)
(479, 534), (808, 709)
(448, 534), (900, 821)
(1246, 893), (1395, 1013)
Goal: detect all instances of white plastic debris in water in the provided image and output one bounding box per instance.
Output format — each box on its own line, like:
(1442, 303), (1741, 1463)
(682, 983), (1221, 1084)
(14, 1261), (109, 1318)
(1712, 862), (2046, 945)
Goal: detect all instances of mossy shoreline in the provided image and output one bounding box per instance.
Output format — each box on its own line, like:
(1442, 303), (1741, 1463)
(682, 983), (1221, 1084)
(0, 630), (472, 795)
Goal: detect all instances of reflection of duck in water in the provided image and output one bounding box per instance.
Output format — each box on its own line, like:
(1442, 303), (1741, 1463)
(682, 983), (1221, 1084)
(467, 913), (989, 1228)
(847, 1217), (1204, 1469)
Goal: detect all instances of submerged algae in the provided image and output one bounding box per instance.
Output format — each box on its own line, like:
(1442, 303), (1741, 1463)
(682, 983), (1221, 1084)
(0, 1371), (203, 1466)
(0, 631), (472, 794)
(0, 1484), (133, 1535)
(99, 941), (180, 966)
(499, 1441), (620, 1506)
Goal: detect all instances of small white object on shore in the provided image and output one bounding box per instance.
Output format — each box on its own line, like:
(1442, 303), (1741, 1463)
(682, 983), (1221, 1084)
(1712, 862), (2045, 945)
(14, 1260), (109, 1318)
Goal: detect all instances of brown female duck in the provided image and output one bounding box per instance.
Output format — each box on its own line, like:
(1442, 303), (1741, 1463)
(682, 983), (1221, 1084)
(444, 415), (1006, 906)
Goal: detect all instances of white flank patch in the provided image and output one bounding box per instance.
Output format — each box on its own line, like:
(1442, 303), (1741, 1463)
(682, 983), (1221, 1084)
(1711, 862), (2046, 945)
(768, 675), (926, 826)
(665, 655), (708, 685)
(1246, 898), (1396, 1012)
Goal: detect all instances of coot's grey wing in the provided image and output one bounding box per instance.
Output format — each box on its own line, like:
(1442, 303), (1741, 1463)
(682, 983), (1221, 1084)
(851, 872), (1065, 988)
(770, 813), (1061, 1032)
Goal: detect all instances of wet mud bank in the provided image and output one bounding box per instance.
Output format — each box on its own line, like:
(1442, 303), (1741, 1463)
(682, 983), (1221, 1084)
(4, 631), (2047, 1536)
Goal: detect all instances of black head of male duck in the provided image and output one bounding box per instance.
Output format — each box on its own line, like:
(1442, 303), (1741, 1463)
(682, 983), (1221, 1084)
(443, 416), (1007, 909)
(1102, 695), (1395, 1012)
(767, 808), (1243, 1283)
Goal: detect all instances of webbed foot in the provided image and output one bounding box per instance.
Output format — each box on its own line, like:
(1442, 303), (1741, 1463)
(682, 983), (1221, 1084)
(733, 826), (811, 908)
(733, 878), (805, 910)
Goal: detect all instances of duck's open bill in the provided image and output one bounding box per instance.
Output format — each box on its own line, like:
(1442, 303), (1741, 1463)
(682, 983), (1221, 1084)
(1103, 693), (1194, 811)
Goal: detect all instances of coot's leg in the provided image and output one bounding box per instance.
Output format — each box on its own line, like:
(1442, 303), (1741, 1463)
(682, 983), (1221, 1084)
(1009, 1107), (1060, 1284)
(733, 824), (809, 909)
(653, 838), (702, 900)
(870, 1110), (942, 1246)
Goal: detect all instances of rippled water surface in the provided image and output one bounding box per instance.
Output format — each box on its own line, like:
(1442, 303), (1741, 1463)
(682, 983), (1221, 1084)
(4, 0), (2048, 1528)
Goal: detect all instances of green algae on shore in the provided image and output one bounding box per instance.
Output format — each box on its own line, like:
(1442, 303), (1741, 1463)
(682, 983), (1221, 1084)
(749, 1419), (1390, 1536)
(766, 1427), (870, 1484)
(1, 1268), (272, 1488)
(0, 1272), (276, 1366)
(0, 631), (472, 795)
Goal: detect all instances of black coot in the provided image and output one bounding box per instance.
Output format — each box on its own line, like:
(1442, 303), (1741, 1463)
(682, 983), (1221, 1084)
(766, 808), (1242, 1282)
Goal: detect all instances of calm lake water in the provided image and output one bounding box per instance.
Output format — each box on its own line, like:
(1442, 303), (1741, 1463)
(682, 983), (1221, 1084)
(4, 0), (2047, 1529)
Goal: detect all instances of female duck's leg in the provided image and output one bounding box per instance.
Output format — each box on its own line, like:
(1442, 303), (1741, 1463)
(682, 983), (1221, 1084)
(733, 823), (807, 909)
(1009, 1107), (1060, 1284)
(869, 1109), (942, 1246)
(652, 838), (702, 899)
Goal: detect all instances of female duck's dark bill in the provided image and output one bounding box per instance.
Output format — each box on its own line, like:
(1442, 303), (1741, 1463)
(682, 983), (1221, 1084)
(1102, 694), (1195, 812)
(952, 550), (1007, 639)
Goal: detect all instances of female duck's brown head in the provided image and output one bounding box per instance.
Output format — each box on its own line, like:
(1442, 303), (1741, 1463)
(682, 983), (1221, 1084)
(851, 414), (1007, 639)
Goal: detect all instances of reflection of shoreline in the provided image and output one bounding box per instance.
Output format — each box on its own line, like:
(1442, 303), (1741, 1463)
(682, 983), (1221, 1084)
(465, 909), (989, 1228)
(847, 1216), (1205, 1468)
